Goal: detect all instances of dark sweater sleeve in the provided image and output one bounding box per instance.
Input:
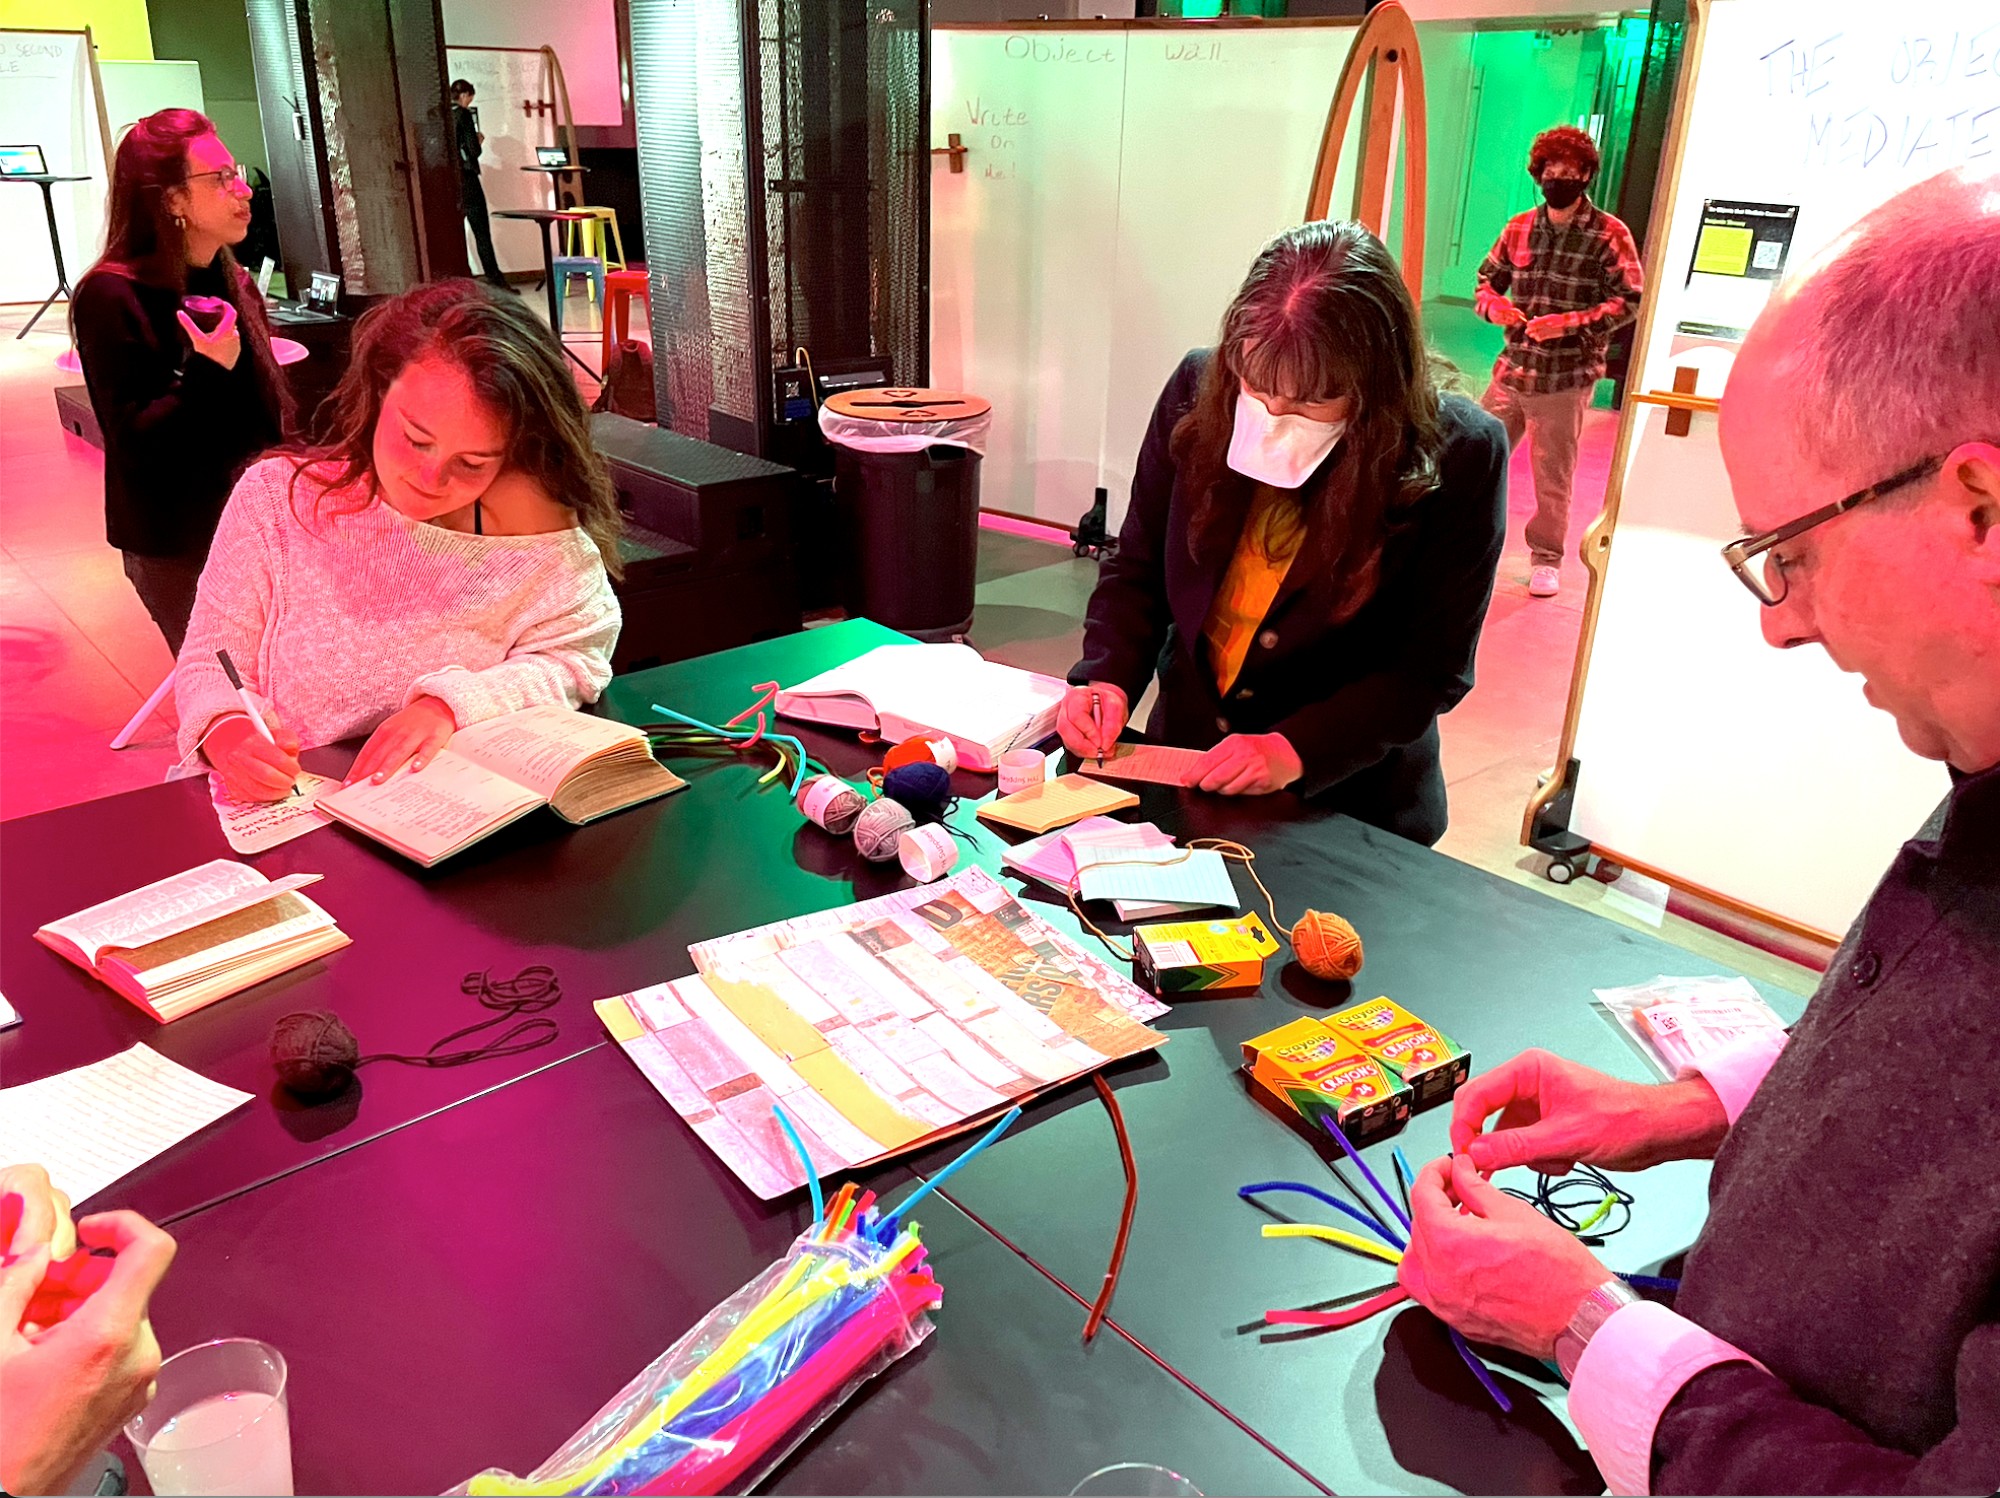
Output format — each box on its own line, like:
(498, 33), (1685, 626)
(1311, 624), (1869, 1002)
(1273, 402), (1509, 797)
(1652, 1330), (2000, 1496)
(1069, 353), (1204, 705)
(73, 273), (236, 477)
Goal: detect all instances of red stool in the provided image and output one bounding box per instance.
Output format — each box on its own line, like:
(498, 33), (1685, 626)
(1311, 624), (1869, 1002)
(602, 266), (651, 369)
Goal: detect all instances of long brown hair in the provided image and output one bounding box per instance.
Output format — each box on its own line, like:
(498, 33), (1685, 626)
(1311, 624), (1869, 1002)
(287, 279), (624, 577)
(76, 108), (291, 433)
(1174, 220), (1449, 623)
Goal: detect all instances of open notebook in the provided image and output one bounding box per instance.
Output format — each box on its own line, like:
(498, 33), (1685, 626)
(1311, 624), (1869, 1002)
(34, 860), (349, 1022)
(775, 643), (1065, 771)
(318, 705), (685, 867)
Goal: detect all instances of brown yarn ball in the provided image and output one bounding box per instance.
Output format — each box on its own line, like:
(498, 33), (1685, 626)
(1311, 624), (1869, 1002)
(271, 1010), (360, 1100)
(1290, 910), (1364, 981)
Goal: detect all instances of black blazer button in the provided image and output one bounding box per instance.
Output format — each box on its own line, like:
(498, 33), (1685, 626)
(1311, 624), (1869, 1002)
(1851, 951), (1882, 988)
(1257, 629), (1279, 650)
(1215, 715), (1230, 733)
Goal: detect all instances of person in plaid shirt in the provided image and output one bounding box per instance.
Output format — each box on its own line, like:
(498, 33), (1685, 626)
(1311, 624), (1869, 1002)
(1476, 125), (1644, 597)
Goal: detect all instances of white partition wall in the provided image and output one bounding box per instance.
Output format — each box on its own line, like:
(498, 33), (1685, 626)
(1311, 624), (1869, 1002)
(1550, 0), (1983, 940)
(444, 46), (558, 278)
(930, 22), (1362, 529)
(0, 30), (113, 308)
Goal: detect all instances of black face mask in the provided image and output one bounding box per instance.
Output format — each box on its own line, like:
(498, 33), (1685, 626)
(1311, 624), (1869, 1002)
(1540, 177), (1587, 211)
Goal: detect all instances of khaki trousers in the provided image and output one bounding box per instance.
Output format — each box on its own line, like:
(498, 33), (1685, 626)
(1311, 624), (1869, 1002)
(1480, 377), (1590, 569)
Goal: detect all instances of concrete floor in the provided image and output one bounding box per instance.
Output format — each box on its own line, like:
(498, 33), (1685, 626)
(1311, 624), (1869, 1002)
(0, 291), (1824, 998)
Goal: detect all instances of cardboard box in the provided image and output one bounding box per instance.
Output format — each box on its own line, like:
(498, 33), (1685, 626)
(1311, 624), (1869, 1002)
(1133, 913), (1280, 995)
(1327, 997), (1470, 1110)
(1240, 1016), (1411, 1143)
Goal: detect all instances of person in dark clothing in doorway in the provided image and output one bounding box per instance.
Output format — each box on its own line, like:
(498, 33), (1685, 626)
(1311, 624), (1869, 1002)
(71, 109), (289, 656)
(1397, 167), (2000, 1496)
(453, 80), (507, 289)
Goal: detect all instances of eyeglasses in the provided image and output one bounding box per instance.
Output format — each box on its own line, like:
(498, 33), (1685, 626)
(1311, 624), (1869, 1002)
(182, 163), (249, 189)
(1721, 452), (1944, 606)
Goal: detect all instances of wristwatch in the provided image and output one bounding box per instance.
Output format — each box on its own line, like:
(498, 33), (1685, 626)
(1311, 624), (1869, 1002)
(1554, 1278), (1642, 1382)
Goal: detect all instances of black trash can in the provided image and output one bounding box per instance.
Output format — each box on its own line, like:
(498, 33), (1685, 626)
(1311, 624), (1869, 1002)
(820, 389), (992, 642)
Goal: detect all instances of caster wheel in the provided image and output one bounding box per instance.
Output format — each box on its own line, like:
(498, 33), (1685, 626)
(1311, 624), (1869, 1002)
(1545, 858), (1577, 886)
(1074, 543), (1089, 557)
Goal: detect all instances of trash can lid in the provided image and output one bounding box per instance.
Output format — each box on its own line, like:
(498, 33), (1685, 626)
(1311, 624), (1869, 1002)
(823, 387), (991, 422)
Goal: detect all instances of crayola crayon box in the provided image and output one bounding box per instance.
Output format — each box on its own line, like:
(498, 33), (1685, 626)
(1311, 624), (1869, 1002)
(1240, 1016), (1411, 1143)
(1133, 913), (1280, 995)
(1328, 997), (1470, 1110)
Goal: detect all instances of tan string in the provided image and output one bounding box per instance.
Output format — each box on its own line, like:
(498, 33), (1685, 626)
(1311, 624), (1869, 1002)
(1062, 837), (1290, 959)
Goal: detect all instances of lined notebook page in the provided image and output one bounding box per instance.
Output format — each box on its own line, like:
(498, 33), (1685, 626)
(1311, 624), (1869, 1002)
(1076, 846), (1240, 911)
(1076, 742), (1207, 787)
(0, 1045), (254, 1205)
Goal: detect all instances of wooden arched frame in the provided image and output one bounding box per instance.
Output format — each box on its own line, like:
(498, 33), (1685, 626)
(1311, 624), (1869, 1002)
(1304, 1), (1427, 300)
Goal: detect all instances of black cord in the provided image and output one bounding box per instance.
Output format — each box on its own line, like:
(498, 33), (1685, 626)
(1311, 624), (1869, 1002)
(1501, 1164), (1635, 1247)
(359, 965), (562, 1070)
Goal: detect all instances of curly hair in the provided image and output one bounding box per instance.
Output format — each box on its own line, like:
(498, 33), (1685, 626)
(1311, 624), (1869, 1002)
(1529, 125), (1601, 181)
(284, 279), (623, 577)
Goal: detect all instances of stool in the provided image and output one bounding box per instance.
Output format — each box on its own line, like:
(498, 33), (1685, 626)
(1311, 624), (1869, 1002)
(601, 266), (652, 367)
(561, 207), (627, 270)
(550, 255), (605, 334)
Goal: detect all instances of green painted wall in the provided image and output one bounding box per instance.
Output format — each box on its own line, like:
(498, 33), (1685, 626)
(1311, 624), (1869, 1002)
(148, 0), (267, 170)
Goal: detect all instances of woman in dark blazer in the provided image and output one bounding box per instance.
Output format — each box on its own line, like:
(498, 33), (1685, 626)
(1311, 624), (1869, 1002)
(1059, 221), (1508, 846)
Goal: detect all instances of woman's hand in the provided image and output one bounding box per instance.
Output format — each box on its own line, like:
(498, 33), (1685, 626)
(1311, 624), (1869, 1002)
(347, 696), (458, 786)
(1191, 732), (1302, 795)
(203, 710), (303, 803)
(176, 303), (241, 370)
(1, 1165), (75, 1265)
(1056, 683), (1129, 761)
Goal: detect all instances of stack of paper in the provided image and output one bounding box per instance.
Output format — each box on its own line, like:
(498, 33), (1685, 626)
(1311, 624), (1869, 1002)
(598, 868), (1169, 1200)
(1064, 824), (1218, 920)
(0, 1045), (254, 1205)
(1000, 816), (1171, 891)
(1073, 842), (1240, 917)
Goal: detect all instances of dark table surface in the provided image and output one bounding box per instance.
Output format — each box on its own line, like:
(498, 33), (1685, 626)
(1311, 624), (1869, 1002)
(6, 618), (1805, 1494)
(135, 1043), (1319, 1498)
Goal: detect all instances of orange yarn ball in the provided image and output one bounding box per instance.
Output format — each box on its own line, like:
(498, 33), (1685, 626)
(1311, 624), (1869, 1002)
(1290, 909), (1364, 981)
(882, 735), (957, 773)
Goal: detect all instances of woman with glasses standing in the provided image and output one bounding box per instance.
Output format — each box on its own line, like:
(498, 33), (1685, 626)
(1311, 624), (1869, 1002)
(72, 110), (289, 655)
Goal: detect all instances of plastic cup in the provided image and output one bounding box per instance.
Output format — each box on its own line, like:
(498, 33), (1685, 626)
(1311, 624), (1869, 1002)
(125, 1338), (294, 1496)
(1069, 1463), (1204, 1497)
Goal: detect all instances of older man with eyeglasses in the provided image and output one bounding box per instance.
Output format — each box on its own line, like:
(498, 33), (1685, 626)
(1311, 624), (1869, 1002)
(1395, 166), (2000, 1495)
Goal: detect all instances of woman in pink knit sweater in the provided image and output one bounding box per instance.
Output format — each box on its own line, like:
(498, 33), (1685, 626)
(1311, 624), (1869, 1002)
(177, 280), (624, 801)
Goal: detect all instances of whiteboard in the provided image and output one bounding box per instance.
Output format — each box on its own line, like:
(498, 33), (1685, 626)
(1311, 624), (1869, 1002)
(1564, 0), (1979, 940)
(445, 46), (558, 277)
(931, 24), (1360, 528)
(0, 30), (112, 309)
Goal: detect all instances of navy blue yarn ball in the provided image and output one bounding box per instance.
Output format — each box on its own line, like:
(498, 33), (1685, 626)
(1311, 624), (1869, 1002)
(880, 761), (954, 823)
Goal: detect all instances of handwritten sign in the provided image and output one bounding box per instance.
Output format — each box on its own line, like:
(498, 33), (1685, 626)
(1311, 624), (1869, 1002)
(210, 772), (339, 855)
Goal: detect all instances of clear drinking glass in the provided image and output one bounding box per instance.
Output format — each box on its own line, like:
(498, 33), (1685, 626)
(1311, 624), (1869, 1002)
(125, 1338), (294, 1496)
(1069, 1463), (1204, 1497)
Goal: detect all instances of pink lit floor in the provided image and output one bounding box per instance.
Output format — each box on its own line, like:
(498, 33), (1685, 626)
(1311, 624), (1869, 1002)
(0, 297), (1818, 992)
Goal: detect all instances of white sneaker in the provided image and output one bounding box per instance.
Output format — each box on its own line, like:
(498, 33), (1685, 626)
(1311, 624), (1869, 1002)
(1529, 565), (1561, 598)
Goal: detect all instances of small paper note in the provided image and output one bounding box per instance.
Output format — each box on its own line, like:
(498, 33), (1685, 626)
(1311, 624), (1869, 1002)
(0, 1045), (254, 1205)
(1076, 742), (1208, 788)
(211, 772), (338, 855)
(976, 773), (1138, 835)
(1076, 845), (1240, 911)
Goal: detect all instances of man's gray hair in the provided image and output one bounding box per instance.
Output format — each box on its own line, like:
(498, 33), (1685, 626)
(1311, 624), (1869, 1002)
(1759, 167), (2000, 485)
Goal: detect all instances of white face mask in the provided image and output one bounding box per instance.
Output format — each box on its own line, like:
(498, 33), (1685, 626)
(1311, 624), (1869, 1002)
(1226, 388), (1348, 489)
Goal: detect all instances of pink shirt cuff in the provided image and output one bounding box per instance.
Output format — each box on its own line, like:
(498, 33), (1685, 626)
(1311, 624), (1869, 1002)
(1680, 1029), (1788, 1124)
(1569, 1301), (1764, 1495)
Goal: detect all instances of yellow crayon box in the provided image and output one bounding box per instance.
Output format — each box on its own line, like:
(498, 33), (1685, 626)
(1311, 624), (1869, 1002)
(1132, 913), (1280, 995)
(1240, 1016), (1411, 1143)
(1327, 997), (1470, 1110)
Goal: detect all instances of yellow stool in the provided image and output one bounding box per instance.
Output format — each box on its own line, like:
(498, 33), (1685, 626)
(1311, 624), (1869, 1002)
(561, 208), (626, 271)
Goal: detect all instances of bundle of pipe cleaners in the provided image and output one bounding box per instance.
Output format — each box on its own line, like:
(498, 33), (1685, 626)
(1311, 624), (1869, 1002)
(642, 683), (834, 799)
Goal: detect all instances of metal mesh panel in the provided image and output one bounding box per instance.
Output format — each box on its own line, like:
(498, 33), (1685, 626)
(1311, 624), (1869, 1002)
(636, 0), (927, 454)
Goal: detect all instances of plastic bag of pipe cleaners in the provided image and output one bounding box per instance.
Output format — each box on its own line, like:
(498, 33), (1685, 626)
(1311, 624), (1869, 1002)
(450, 1213), (939, 1496)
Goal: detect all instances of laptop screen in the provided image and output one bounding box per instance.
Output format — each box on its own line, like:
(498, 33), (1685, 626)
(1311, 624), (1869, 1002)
(0, 145), (49, 177)
(535, 145), (569, 168)
(304, 271), (340, 313)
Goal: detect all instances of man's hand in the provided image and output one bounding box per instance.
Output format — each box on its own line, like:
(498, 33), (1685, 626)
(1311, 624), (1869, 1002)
(1490, 299), (1529, 329)
(1397, 1155), (1609, 1360)
(1523, 314), (1570, 343)
(203, 710), (303, 803)
(0, 1212), (175, 1497)
(1056, 683), (1130, 762)
(1451, 1048), (1730, 1175)
(1, 1166), (75, 1265)
(347, 695), (458, 785)
(1190, 732), (1302, 795)
(176, 303), (241, 370)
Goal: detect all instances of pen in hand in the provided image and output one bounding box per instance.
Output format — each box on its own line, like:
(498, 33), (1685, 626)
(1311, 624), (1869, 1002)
(1089, 688), (1104, 768)
(217, 649), (298, 796)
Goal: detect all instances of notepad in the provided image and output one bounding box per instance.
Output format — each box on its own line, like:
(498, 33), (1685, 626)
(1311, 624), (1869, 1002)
(975, 773), (1139, 835)
(0, 1044), (254, 1205)
(1076, 846), (1240, 912)
(210, 771), (338, 854)
(1000, 817), (1172, 892)
(1075, 742), (1208, 788)
(1061, 824), (1208, 920)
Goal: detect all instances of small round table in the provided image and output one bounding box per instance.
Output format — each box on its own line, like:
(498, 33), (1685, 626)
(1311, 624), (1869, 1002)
(5, 173), (91, 339)
(492, 207), (597, 374)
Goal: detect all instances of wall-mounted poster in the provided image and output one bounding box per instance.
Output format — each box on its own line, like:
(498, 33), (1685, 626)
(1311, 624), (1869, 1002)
(1677, 199), (1800, 339)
